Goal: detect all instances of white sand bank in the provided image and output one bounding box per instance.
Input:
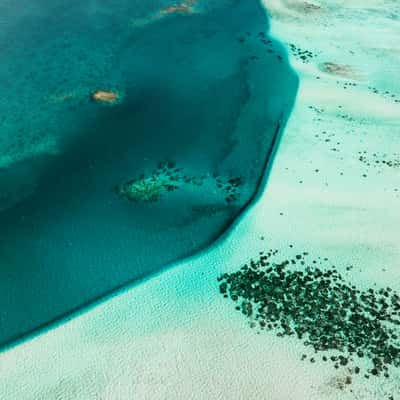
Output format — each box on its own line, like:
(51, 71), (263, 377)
(1, 1), (399, 399)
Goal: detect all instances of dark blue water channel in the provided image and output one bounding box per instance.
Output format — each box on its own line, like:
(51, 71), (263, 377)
(0, 0), (298, 347)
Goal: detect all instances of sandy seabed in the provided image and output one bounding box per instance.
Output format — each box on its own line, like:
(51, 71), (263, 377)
(1, 0), (399, 399)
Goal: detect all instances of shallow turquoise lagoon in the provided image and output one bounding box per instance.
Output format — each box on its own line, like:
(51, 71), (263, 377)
(0, 0), (298, 347)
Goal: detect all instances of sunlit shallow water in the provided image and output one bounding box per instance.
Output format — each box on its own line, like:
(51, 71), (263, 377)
(0, 0), (298, 346)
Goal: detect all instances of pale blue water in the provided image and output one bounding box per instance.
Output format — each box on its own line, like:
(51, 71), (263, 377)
(0, 0), (298, 347)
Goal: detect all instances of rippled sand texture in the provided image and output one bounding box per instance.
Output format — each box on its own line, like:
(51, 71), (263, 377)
(0, 0), (399, 399)
(0, 0), (297, 346)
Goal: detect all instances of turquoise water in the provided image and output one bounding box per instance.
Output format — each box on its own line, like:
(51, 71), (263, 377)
(0, 0), (298, 347)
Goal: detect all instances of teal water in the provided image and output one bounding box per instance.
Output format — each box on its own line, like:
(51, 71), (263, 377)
(0, 0), (298, 347)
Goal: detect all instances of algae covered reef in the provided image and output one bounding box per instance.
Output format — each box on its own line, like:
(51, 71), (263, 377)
(115, 161), (242, 204)
(0, 0), (297, 347)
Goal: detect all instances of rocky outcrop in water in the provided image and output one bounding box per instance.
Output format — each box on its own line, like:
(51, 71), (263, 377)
(91, 90), (120, 104)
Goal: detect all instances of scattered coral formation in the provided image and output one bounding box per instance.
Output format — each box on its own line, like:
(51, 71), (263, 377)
(358, 151), (400, 169)
(116, 162), (182, 203)
(218, 247), (400, 381)
(289, 43), (317, 63)
(115, 161), (243, 204)
(367, 85), (400, 104)
(237, 30), (285, 64)
(215, 176), (242, 203)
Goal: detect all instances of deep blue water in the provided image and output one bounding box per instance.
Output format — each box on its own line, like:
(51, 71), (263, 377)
(0, 0), (298, 347)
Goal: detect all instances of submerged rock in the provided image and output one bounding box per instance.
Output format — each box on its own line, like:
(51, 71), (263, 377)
(160, 0), (197, 15)
(319, 62), (357, 78)
(161, 5), (192, 14)
(91, 90), (120, 104)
